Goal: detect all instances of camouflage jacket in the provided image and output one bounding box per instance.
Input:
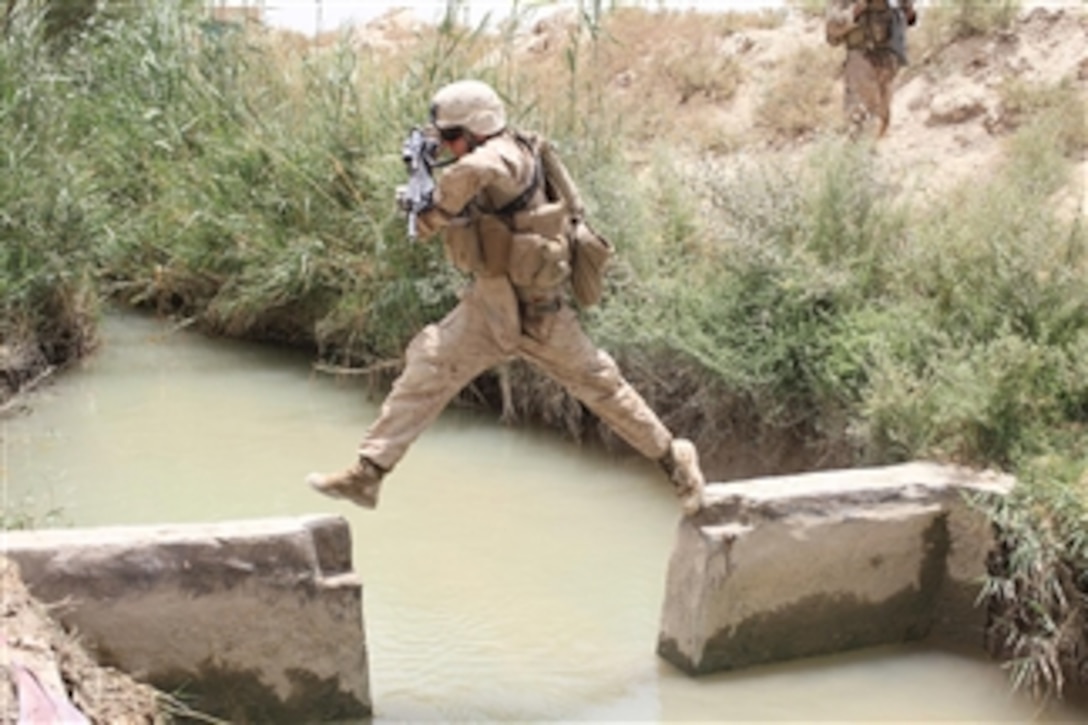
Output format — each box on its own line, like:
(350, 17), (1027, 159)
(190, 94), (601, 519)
(825, 0), (914, 58)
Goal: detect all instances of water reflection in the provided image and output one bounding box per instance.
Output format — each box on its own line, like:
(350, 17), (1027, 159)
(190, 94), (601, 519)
(2, 311), (1082, 722)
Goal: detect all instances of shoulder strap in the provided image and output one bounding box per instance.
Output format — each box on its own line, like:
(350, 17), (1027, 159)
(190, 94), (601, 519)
(537, 138), (586, 221)
(494, 132), (545, 218)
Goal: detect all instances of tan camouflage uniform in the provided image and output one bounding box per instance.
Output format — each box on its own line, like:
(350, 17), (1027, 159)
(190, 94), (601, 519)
(826, 0), (915, 138)
(361, 131), (674, 470)
(307, 80), (705, 515)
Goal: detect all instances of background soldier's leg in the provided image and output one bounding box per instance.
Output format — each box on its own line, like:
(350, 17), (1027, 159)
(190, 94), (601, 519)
(844, 49), (882, 139)
(875, 60), (900, 138)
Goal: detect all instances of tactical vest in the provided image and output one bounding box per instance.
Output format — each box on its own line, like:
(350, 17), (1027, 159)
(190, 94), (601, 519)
(443, 132), (612, 307)
(844, 0), (897, 52)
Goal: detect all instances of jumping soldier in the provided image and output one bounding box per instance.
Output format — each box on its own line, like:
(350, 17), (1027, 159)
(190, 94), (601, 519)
(826, 0), (917, 138)
(305, 79), (706, 516)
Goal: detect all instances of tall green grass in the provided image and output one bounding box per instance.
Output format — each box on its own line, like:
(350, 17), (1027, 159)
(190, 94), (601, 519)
(1, 5), (99, 373)
(53, 3), (456, 363)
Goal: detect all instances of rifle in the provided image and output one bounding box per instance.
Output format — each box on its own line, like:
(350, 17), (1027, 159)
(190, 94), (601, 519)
(888, 0), (909, 64)
(400, 126), (439, 239)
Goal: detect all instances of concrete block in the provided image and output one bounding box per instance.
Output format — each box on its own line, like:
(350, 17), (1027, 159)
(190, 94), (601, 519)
(2, 515), (370, 723)
(657, 462), (1013, 675)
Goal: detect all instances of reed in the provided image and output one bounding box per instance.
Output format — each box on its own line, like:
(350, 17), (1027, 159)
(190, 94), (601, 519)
(0, 4), (99, 376)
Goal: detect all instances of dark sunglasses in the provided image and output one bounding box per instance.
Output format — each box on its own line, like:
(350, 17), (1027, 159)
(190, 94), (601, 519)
(438, 126), (464, 142)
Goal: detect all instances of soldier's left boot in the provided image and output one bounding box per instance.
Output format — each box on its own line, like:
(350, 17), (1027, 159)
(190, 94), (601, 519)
(306, 457), (385, 509)
(660, 438), (705, 516)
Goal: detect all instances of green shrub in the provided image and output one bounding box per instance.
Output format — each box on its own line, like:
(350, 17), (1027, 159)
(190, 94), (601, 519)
(755, 46), (838, 139)
(1000, 78), (1088, 159)
(0, 6), (99, 368)
(980, 451), (1088, 699)
(922, 0), (1021, 43)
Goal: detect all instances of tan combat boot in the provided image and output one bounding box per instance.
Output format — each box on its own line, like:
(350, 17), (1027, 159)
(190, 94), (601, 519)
(306, 458), (385, 509)
(660, 438), (705, 516)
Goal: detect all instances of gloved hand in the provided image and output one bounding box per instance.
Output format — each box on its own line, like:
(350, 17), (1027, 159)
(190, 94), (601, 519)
(395, 185), (412, 214)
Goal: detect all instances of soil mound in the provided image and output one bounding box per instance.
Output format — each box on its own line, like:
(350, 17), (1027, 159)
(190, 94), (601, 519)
(1, 556), (164, 724)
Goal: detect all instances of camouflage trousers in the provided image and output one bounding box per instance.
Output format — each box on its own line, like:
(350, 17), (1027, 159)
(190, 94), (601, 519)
(357, 276), (673, 471)
(843, 48), (901, 138)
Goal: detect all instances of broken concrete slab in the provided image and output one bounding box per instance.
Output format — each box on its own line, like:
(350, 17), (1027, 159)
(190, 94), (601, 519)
(658, 462), (1014, 675)
(2, 514), (370, 723)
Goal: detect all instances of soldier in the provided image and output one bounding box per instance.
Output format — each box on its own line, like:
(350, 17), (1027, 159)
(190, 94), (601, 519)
(826, 0), (917, 138)
(306, 79), (706, 516)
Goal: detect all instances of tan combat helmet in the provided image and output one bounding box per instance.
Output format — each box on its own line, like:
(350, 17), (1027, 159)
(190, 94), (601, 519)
(430, 79), (506, 137)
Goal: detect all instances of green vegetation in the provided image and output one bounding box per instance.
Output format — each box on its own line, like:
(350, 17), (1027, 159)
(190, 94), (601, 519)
(755, 45), (838, 138)
(1, 3), (100, 385)
(1, 0), (1084, 701)
(916, 0), (1023, 59)
(998, 77), (1088, 158)
(924, 0), (1021, 41)
(0, 494), (64, 531)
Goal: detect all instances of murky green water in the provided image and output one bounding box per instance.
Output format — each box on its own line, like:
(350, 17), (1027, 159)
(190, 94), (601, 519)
(2, 311), (1084, 722)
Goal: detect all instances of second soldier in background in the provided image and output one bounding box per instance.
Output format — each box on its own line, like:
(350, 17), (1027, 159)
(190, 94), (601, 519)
(826, 0), (917, 138)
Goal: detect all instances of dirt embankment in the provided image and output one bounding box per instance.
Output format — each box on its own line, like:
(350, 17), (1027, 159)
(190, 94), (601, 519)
(1, 557), (164, 724)
(500, 3), (1085, 208)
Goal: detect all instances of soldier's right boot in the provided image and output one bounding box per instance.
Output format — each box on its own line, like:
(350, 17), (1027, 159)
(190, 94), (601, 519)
(306, 457), (385, 509)
(660, 438), (705, 517)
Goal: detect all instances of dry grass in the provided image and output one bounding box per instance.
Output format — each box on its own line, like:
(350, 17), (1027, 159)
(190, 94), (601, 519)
(911, 0), (1022, 62)
(581, 8), (784, 144)
(998, 77), (1088, 157)
(755, 45), (839, 140)
(301, 7), (804, 149)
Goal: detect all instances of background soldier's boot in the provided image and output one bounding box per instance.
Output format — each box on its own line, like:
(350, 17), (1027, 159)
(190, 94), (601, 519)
(306, 457), (385, 509)
(659, 438), (705, 516)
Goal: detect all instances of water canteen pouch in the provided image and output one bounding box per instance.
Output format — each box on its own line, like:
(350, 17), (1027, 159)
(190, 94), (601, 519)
(570, 220), (613, 307)
(532, 136), (613, 307)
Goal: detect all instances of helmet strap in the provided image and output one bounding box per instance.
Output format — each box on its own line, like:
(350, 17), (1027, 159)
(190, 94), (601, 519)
(467, 130), (503, 152)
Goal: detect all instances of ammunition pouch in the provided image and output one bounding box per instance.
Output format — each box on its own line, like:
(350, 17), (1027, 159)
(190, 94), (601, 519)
(442, 214), (513, 278)
(508, 232), (571, 289)
(513, 201), (568, 239)
(507, 200), (573, 289)
(443, 217), (482, 274)
(477, 215), (512, 278)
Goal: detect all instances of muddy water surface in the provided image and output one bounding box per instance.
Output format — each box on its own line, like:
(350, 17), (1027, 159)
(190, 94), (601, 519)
(2, 311), (1084, 722)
